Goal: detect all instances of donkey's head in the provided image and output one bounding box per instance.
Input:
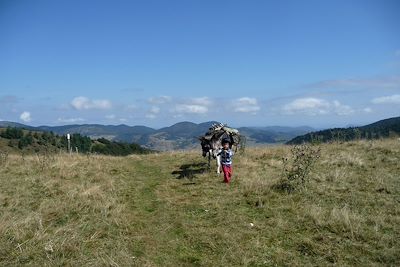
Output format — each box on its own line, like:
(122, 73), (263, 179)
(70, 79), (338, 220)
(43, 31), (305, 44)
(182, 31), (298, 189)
(199, 136), (211, 157)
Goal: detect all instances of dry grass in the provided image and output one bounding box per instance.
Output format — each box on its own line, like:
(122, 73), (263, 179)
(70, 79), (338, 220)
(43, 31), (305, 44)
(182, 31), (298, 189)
(0, 139), (399, 266)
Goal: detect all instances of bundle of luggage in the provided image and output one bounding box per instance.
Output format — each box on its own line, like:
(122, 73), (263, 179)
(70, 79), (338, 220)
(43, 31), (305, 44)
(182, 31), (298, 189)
(203, 122), (241, 146)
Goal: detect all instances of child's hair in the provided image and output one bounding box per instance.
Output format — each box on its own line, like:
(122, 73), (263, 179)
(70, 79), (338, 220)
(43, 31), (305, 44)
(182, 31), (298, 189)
(222, 138), (230, 145)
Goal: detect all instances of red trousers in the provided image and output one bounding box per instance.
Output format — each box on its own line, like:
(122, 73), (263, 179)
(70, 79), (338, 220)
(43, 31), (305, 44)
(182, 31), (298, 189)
(222, 165), (232, 183)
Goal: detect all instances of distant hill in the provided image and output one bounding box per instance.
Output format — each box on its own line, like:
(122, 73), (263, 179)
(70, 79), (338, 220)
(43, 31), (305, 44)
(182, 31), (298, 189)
(0, 120), (315, 151)
(240, 126), (314, 144)
(136, 121), (220, 151)
(287, 116), (400, 145)
(37, 124), (156, 142)
(0, 121), (36, 130)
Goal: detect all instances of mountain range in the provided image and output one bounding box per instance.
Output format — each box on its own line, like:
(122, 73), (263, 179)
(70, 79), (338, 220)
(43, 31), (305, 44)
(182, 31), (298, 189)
(1, 116), (399, 150)
(0, 121), (314, 151)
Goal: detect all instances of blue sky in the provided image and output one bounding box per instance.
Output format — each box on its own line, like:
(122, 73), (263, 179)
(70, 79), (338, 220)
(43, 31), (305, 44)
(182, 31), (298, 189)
(1, 0), (399, 128)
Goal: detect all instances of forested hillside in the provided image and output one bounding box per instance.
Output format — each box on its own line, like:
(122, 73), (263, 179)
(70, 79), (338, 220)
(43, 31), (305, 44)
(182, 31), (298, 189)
(287, 116), (400, 144)
(0, 127), (151, 155)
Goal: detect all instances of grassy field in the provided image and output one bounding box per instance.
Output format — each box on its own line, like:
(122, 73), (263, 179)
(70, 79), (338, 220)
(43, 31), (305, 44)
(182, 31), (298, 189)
(0, 139), (399, 266)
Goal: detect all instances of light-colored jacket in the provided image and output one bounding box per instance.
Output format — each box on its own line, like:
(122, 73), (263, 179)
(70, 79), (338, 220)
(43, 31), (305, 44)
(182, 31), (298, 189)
(218, 149), (233, 166)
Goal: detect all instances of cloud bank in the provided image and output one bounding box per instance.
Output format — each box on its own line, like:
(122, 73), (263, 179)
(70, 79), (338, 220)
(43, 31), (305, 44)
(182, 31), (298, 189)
(283, 98), (354, 116)
(233, 97), (260, 114)
(372, 94), (400, 104)
(71, 96), (112, 110)
(174, 97), (212, 115)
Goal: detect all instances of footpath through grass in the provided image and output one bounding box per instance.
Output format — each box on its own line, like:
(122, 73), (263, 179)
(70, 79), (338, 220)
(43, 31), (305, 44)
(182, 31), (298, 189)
(0, 139), (399, 266)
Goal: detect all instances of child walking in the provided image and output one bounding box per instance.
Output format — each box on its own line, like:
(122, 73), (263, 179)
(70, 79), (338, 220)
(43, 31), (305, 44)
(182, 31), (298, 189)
(218, 138), (234, 183)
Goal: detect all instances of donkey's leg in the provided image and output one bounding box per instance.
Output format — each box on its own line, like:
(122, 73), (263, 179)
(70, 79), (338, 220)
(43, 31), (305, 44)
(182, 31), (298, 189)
(216, 155), (221, 174)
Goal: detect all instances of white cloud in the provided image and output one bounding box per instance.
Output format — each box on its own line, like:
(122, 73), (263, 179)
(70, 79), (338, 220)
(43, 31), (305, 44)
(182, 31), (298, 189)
(233, 97), (260, 114)
(119, 118), (127, 122)
(145, 114), (157, 119)
(150, 106), (160, 114)
(173, 97), (212, 115)
(237, 97), (258, 105)
(145, 106), (161, 119)
(148, 96), (171, 104)
(175, 104), (208, 114)
(283, 98), (330, 115)
(105, 114), (116, 120)
(71, 96), (112, 110)
(363, 107), (373, 113)
(332, 100), (354, 115)
(283, 98), (354, 116)
(191, 97), (212, 106)
(174, 113), (184, 118)
(372, 94), (400, 104)
(20, 111), (31, 122)
(57, 117), (85, 123)
(125, 104), (137, 111)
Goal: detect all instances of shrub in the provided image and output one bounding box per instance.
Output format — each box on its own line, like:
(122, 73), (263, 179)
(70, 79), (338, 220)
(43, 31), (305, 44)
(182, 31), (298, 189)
(18, 135), (33, 149)
(276, 144), (320, 193)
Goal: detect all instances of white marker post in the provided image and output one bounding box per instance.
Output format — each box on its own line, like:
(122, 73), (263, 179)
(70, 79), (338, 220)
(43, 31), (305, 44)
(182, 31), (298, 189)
(67, 133), (71, 154)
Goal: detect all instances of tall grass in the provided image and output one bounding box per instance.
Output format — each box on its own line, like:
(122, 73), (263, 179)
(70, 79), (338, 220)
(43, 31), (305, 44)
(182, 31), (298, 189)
(0, 139), (399, 266)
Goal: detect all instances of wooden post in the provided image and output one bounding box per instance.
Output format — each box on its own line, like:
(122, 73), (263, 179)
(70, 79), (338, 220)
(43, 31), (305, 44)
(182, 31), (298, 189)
(67, 134), (71, 154)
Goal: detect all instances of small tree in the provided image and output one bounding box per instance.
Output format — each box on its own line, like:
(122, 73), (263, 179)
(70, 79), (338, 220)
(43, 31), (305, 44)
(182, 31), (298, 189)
(276, 144), (321, 193)
(18, 134), (33, 149)
(70, 133), (92, 153)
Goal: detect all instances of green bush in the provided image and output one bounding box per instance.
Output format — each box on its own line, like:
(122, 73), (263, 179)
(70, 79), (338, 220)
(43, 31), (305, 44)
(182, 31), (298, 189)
(18, 135), (33, 149)
(277, 144), (320, 193)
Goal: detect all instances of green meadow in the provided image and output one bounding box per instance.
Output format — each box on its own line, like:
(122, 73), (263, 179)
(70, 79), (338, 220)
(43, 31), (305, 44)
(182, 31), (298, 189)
(0, 139), (399, 266)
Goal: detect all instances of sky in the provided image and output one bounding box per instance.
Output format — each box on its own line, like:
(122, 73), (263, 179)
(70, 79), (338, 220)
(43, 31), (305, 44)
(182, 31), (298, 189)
(0, 0), (399, 128)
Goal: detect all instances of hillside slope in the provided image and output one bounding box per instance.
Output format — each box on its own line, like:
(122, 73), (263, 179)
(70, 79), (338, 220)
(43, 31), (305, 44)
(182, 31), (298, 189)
(287, 116), (400, 144)
(1, 139), (399, 266)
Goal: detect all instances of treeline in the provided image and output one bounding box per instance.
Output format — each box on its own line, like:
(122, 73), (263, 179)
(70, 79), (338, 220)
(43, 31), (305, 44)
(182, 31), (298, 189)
(0, 127), (61, 150)
(287, 116), (400, 145)
(0, 127), (151, 155)
(92, 138), (149, 156)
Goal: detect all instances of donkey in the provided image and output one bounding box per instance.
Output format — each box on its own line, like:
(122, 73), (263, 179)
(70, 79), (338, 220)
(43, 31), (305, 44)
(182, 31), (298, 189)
(199, 123), (240, 174)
